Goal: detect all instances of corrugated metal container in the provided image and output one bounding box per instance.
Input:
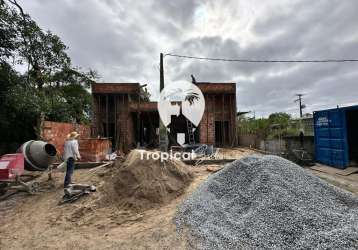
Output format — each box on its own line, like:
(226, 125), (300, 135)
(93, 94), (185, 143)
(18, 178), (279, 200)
(314, 105), (358, 169)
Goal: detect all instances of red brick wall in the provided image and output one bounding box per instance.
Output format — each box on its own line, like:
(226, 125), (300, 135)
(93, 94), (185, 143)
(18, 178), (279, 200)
(92, 83), (140, 94)
(197, 82), (236, 93)
(117, 112), (136, 152)
(127, 115), (135, 149)
(199, 93), (236, 146)
(200, 97), (215, 145)
(41, 121), (91, 154)
(129, 102), (157, 112)
(78, 139), (112, 162)
(200, 113), (215, 145)
(92, 93), (135, 153)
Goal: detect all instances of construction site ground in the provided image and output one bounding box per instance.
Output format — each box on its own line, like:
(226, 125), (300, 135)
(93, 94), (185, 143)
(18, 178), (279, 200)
(308, 166), (358, 195)
(1, 147), (358, 249)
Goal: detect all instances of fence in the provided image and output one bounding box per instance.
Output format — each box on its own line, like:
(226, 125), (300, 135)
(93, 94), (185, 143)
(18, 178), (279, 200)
(238, 134), (315, 157)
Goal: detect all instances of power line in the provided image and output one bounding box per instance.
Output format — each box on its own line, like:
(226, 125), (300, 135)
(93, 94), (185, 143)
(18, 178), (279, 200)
(164, 53), (358, 63)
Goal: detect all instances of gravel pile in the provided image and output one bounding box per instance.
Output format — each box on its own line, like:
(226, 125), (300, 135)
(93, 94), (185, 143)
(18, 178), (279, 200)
(175, 155), (358, 249)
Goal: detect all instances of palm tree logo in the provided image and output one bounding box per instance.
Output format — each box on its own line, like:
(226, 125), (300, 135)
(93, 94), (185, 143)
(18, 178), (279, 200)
(163, 87), (200, 115)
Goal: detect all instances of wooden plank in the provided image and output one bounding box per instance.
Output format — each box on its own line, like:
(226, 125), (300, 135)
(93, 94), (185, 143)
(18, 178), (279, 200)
(310, 164), (358, 176)
(183, 159), (236, 165)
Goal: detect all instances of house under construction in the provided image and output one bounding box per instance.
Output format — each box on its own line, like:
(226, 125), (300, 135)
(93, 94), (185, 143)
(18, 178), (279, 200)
(91, 81), (237, 152)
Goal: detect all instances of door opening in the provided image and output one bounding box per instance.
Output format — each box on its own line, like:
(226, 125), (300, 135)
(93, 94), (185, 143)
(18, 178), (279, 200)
(215, 121), (229, 147)
(346, 109), (358, 165)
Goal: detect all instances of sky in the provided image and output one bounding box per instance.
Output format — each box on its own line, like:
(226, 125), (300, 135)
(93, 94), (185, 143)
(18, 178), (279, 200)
(19, 0), (358, 117)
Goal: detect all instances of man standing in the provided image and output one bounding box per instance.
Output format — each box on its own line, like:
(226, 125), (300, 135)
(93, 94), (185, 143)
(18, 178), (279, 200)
(63, 131), (81, 187)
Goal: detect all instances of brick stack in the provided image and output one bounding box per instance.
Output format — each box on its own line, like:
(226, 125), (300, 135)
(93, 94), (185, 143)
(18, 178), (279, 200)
(78, 138), (112, 162)
(41, 121), (91, 155)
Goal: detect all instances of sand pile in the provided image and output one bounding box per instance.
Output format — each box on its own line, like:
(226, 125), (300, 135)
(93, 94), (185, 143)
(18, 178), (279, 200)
(103, 150), (193, 210)
(175, 155), (358, 249)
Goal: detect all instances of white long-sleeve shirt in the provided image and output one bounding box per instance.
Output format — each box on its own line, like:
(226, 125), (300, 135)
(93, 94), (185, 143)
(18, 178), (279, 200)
(63, 139), (81, 161)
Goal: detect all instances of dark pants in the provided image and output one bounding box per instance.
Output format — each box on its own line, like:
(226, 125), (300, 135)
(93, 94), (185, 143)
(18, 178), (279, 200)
(64, 157), (75, 187)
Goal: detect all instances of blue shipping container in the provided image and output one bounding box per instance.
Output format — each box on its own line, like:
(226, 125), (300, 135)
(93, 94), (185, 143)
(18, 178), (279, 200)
(314, 105), (358, 169)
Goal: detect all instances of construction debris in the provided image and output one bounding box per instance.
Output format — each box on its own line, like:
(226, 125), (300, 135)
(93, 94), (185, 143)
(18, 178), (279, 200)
(59, 183), (96, 205)
(102, 149), (193, 211)
(175, 154), (358, 249)
(205, 165), (223, 173)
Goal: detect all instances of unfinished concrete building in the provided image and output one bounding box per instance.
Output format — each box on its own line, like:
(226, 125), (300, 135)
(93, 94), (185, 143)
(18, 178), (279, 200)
(91, 82), (237, 152)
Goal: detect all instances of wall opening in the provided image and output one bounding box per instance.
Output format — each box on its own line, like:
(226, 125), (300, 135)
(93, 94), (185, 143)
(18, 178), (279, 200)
(346, 109), (358, 165)
(215, 121), (229, 147)
(103, 122), (115, 149)
(136, 112), (159, 148)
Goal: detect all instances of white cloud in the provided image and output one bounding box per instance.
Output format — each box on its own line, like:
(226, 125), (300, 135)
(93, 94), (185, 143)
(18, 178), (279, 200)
(19, 0), (358, 117)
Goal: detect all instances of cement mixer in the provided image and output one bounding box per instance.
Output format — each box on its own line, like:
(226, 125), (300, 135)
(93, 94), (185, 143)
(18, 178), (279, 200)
(19, 140), (57, 171)
(0, 140), (57, 196)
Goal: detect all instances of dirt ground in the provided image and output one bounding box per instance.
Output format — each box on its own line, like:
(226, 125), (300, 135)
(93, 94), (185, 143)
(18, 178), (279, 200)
(0, 148), (242, 250)
(1, 147), (357, 249)
(308, 168), (358, 195)
(214, 147), (257, 159)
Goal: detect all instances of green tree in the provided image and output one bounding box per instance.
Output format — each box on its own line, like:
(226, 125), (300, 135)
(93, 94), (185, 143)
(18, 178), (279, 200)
(0, 1), (17, 62)
(0, 62), (37, 142)
(268, 112), (291, 126)
(5, 0), (97, 89)
(238, 112), (295, 139)
(0, 0), (97, 151)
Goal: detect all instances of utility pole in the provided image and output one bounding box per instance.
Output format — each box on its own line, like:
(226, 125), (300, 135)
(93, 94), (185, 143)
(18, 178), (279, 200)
(160, 53), (164, 92)
(159, 53), (168, 151)
(294, 94), (305, 118)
